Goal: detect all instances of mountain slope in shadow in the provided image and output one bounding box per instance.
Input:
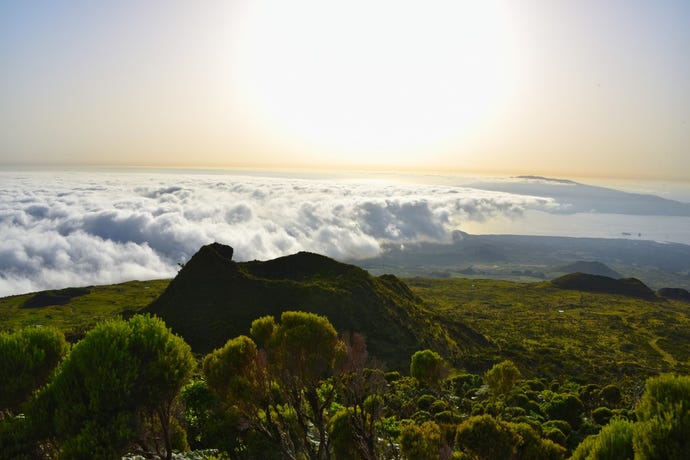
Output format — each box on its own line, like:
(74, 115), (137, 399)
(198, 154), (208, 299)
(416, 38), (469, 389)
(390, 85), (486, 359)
(146, 243), (486, 369)
(551, 273), (656, 299)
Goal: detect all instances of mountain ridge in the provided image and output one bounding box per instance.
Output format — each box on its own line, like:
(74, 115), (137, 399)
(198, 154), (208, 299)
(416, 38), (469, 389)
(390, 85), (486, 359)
(145, 243), (479, 369)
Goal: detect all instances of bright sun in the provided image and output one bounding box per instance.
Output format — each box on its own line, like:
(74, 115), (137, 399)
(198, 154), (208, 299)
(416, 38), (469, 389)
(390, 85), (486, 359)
(231, 1), (520, 166)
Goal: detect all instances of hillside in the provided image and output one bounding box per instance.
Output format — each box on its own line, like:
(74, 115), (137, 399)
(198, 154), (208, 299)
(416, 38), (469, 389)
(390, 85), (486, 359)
(656, 287), (690, 302)
(0, 280), (169, 339)
(3, 246), (690, 386)
(551, 273), (657, 299)
(554, 261), (621, 278)
(408, 277), (690, 386)
(145, 243), (472, 369)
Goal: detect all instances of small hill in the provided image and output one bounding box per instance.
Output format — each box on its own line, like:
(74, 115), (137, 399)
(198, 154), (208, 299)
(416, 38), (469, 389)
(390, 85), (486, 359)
(146, 243), (479, 369)
(656, 287), (690, 302)
(22, 287), (91, 308)
(555, 261), (621, 278)
(551, 273), (656, 299)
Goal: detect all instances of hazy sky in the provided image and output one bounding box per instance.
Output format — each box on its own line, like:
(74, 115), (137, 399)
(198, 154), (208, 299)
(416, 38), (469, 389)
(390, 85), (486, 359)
(1, 0), (689, 179)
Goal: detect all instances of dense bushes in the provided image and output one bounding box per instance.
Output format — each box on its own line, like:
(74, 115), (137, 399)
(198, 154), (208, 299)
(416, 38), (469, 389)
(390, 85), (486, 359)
(633, 373), (690, 459)
(203, 311), (346, 460)
(4, 316), (195, 460)
(0, 326), (68, 413)
(571, 417), (634, 460)
(2, 313), (690, 459)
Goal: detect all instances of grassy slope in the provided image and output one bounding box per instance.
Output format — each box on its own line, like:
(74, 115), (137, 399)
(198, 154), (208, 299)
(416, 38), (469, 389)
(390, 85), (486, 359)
(0, 280), (169, 339)
(2, 273), (689, 388)
(407, 277), (690, 386)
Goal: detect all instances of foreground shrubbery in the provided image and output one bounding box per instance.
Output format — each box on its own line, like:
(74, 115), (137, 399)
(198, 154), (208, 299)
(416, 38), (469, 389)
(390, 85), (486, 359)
(1, 316), (194, 460)
(1, 313), (689, 459)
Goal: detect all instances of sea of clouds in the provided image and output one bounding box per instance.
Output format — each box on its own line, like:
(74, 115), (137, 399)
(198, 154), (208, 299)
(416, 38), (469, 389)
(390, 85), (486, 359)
(0, 170), (560, 296)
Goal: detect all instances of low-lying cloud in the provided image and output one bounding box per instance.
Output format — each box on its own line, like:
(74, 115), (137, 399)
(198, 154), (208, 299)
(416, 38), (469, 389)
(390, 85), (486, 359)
(0, 171), (556, 296)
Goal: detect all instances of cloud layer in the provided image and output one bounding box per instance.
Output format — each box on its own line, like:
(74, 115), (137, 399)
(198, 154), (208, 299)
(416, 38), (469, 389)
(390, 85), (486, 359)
(0, 171), (558, 296)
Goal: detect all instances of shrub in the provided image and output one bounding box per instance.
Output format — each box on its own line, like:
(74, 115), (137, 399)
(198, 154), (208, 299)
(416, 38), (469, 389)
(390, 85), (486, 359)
(542, 393), (584, 428)
(598, 384), (622, 406)
(512, 422), (566, 460)
(592, 406), (613, 425)
(0, 326), (68, 413)
(542, 419), (572, 437)
(571, 417), (633, 460)
(633, 374), (690, 459)
(430, 400), (448, 414)
(202, 335), (261, 405)
(444, 373), (483, 397)
(455, 415), (521, 460)
(410, 350), (448, 388)
(328, 409), (359, 460)
(417, 394), (437, 411)
(0, 415), (42, 460)
(400, 421), (443, 460)
(207, 311), (347, 460)
(507, 393), (530, 409)
(542, 427), (567, 446)
(503, 406), (527, 419)
(570, 434), (597, 460)
(485, 360), (521, 396)
(523, 379), (546, 391)
(28, 315), (195, 460)
(434, 410), (461, 424)
(411, 410), (433, 423)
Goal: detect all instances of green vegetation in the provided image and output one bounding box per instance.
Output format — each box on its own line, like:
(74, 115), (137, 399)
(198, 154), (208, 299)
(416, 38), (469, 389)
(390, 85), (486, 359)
(1, 311), (690, 458)
(409, 349), (448, 388)
(0, 326), (68, 413)
(485, 360), (522, 396)
(633, 374), (690, 459)
(5, 246), (689, 393)
(9, 315), (195, 460)
(0, 280), (169, 339)
(204, 311), (345, 460)
(407, 277), (690, 387)
(571, 418), (634, 460)
(2, 246), (690, 458)
(145, 243), (461, 369)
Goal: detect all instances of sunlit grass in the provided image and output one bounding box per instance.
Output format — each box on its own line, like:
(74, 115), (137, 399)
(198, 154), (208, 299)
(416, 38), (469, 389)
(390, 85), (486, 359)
(2, 274), (689, 392)
(0, 280), (170, 337)
(407, 277), (690, 387)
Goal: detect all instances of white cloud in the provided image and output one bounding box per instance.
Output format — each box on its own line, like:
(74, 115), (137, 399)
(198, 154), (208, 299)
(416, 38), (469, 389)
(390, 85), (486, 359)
(0, 170), (556, 296)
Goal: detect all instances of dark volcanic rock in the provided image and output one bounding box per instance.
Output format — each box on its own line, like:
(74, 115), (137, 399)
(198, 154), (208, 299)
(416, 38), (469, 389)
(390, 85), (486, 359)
(206, 242), (234, 261)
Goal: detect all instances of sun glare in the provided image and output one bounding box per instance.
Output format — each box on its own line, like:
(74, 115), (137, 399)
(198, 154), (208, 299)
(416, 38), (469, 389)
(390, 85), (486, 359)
(231, 1), (520, 166)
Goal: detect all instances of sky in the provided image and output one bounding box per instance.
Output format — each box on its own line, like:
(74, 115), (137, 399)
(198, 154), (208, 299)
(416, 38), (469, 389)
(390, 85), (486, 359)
(1, 0), (689, 179)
